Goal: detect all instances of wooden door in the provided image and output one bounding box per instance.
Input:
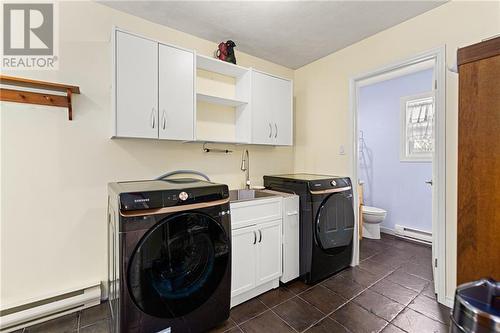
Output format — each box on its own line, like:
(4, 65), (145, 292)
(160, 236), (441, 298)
(231, 225), (257, 297)
(256, 220), (282, 284)
(158, 43), (195, 141)
(115, 31), (158, 138)
(457, 37), (500, 285)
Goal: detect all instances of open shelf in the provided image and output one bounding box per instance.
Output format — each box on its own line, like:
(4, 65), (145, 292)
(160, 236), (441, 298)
(197, 93), (247, 107)
(196, 54), (249, 78)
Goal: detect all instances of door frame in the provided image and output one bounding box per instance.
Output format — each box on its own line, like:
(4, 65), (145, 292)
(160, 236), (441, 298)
(348, 46), (447, 305)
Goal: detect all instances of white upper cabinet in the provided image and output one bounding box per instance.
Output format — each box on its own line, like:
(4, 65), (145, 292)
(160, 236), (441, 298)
(113, 28), (293, 145)
(251, 70), (293, 146)
(158, 44), (195, 140)
(115, 30), (158, 139)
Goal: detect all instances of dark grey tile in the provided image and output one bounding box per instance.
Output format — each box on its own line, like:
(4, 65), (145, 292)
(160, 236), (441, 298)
(224, 327), (243, 333)
(370, 279), (418, 305)
(305, 317), (350, 333)
(299, 285), (346, 314)
(353, 289), (405, 322)
(258, 286), (295, 308)
(422, 282), (437, 300)
(322, 274), (365, 299)
(78, 320), (110, 333)
(273, 296), (324, 332)
(401, 261), (434, 281)
(230, 298), (268, 324)
(381, 324), (405, 333)
(208, 317), (237, 333)
(409, 252), (433, 266)
(339, 266), (383, 287)
(284, 279), (311, 295)
(239, 310), (294, 333)
(386, 269), (429, 292)
(330, 302), (388, 333)
(368, 252), (409, 269)
(80, 302), (110, 327)
(392, 308), (448, 333)
(359, 258), (396, 277)
(408, 294), (451, 324)
(25, 313), (78, 333)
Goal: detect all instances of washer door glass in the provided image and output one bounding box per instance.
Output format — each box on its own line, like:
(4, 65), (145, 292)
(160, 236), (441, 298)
(127, 212), (229, 318)
(315, 193), (354, 251)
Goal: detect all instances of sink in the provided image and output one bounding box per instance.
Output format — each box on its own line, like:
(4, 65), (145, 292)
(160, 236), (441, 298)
(229, 189), (276, 202)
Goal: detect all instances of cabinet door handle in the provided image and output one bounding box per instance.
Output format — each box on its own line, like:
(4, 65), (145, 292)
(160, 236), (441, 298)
(162, 110), (167, 130)
(258, 229), (262, 243)
(253, 230), (257, 244)
(151, 108), (156, 128)
(287, 211), (298, 216)
(268, 123), (273, 138)
(274, 123), (278, 138)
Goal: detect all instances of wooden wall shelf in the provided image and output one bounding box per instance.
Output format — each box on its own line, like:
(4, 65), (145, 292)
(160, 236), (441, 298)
(0, 75), (80, 120)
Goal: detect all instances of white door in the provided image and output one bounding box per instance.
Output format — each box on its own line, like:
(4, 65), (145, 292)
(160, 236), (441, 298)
(231, 226), (257, 297)
(256, 220), (282, 284)
(251, 71), (275, 145)
(158, 44), (194, 140)
(272, 78), (293, 145)
(115, 31), (158, 138)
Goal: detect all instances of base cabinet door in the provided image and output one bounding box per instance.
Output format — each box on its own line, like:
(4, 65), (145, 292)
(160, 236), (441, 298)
(115, 31), (158, 138)
(231, 226), (257, 297)
(256, 220), (282, 284)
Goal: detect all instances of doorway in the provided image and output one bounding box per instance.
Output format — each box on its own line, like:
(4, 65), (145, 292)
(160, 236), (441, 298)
(349, 47), (447, 306)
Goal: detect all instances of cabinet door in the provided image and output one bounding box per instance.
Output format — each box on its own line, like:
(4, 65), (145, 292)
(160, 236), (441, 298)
(231, 226), (257, 297)
(158, 44), (194, 140)
(256, 220), (282, 284)
(282, 196), (300, 283)
(115, 31), (158, 138)
(251, 71), (275, 144)
(273, 78), (293, 145)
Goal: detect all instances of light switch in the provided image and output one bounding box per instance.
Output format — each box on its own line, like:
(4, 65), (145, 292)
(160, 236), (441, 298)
(339, 145), (346, 155)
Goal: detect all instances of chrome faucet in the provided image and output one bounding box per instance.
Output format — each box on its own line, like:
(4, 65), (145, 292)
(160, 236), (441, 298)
(240, 149), (250, 189)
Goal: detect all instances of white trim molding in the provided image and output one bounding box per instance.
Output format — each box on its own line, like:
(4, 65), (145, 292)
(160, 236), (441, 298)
(349, 46), (447, 306)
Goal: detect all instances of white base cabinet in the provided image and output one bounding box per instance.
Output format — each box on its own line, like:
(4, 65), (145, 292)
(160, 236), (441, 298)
(230, 197), (282, 307)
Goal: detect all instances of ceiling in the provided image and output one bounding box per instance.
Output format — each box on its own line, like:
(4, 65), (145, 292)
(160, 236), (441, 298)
(101, 1), (446, 69)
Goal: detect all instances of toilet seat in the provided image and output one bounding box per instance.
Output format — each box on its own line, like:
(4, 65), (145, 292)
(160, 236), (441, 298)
(362, 205), (387, 216)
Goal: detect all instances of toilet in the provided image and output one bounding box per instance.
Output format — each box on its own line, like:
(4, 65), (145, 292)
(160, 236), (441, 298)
(362, 206), (387, 239)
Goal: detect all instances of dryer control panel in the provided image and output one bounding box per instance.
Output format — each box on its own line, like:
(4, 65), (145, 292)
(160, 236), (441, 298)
(307, 177), (351, 191)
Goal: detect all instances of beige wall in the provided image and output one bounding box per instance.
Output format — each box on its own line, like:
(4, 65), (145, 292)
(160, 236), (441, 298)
(0, 1), (294, 307)
(2, 0), (500, 309)
(293, 0), (500, 300)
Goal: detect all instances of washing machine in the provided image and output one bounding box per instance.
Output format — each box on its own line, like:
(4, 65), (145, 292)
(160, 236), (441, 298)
(264, 174), (354, 284)
(107, 178), (231, 333)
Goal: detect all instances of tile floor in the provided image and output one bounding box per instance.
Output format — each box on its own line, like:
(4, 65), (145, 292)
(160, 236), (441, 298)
(17, 234), (450, 333)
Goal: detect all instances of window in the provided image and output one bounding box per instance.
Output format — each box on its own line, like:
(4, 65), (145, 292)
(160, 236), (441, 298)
(400, 92), (434, 161)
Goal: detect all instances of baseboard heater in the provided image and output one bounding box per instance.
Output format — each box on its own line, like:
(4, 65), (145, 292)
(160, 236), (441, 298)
(394, 224), (432, 245)
(0, 283), (101, 333)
